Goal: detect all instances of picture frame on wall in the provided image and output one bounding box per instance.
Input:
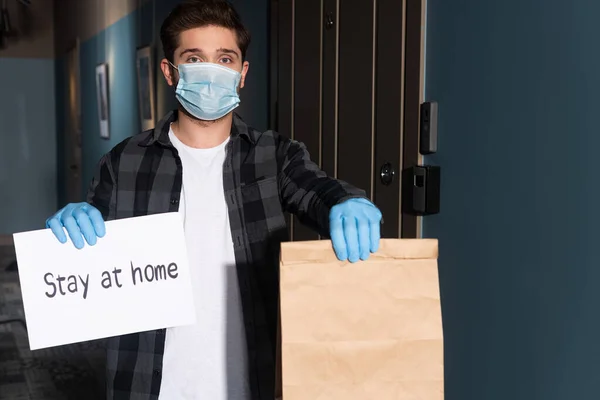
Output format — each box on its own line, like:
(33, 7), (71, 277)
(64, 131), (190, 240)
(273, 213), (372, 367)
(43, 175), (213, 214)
(136, 46), (156, 131)
(95, 63), (110, 139)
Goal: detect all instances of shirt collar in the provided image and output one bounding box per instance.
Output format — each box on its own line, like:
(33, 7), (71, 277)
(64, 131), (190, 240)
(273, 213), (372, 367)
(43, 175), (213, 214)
(139, 111), (255, 147)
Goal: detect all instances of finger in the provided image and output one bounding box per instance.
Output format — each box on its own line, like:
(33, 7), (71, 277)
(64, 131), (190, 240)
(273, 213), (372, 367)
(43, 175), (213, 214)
(61, 215), (85, 249)
(343, 216), (360, 263)
(370, 220), (381, 253)
(368, 209), (382, 253)
(47, 218), (67, 244)
(74, 209), (97, 246)
(357, 216), (371, 260)
(330, 216), (347, 261)
(86, 207), (106, 237)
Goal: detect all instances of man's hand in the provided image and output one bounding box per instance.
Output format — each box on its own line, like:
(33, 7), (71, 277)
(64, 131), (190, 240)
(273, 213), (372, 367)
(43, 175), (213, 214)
(45, 203), (106, 249)
(329, 198), (382, 263)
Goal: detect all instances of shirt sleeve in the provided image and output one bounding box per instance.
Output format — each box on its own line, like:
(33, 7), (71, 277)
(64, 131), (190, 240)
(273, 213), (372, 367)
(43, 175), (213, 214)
(277, 138), (367, 237)
(86, 153), (117, 221)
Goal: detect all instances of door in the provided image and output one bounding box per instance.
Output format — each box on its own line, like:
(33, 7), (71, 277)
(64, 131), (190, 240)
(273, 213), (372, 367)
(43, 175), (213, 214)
(64, 40), (83, 203)
(272, 0), (425, 240)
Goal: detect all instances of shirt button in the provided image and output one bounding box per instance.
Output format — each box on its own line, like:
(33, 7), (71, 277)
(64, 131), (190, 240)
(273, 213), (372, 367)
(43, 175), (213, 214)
(170, 199), (179, 205)
(153, 369), (161, 377)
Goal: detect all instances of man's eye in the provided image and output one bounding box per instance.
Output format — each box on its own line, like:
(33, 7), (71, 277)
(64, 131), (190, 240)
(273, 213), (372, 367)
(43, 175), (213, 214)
(220, 57), (233, 64)
(188, 57), (201, 63)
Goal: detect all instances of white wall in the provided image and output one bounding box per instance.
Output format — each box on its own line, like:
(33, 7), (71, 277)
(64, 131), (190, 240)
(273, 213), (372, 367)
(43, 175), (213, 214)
(0, 58), (56, 234)
(0, 0), (56, 235)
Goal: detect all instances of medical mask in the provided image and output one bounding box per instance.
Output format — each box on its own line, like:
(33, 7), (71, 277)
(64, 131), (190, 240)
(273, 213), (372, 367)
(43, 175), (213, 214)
(172, 62), (242, 121)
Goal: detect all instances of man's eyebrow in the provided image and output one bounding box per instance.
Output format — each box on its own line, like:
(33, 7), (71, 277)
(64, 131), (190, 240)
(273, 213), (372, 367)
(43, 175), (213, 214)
(179, 48), (203, 56)
(217, 48), (240, 58)
(178, 48), (240, 58)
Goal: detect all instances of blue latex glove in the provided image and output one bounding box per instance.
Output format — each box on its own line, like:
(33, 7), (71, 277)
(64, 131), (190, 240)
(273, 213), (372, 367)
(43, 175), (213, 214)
(329, 198), (382, 263)
(45, 203), (106, 249)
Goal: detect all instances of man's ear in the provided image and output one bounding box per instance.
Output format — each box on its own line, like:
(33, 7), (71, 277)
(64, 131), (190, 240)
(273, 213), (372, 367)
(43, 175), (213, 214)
(160, 59), (177, 86)
(239, 61), (250, 89)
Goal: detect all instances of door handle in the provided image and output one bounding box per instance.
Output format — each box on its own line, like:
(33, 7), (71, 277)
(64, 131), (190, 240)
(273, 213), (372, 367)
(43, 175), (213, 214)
(380, 162), (396, 186)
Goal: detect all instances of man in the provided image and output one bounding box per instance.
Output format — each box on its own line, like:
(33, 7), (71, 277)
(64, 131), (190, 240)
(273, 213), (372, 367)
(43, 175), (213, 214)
(45, 0), (382, 399)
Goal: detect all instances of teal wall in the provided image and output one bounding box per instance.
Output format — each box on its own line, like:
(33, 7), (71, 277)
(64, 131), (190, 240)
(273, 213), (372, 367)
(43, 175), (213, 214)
(57, 0), (270, 202)
(55, 57), (66, 208)
(80, 11), (140, 198)
(0, 58), (56, 234)
(423, 1), (600, 399)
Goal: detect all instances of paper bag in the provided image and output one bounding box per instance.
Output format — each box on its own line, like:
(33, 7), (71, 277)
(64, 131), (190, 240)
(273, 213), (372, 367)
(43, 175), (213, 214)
(277, 239), (443, 400)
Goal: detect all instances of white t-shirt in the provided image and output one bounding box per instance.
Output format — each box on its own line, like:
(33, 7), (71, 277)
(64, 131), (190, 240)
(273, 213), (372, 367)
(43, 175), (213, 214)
(159, 127), (250, 400)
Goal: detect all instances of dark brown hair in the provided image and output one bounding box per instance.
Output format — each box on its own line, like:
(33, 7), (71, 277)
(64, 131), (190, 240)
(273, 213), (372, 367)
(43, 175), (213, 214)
(160, 0), (251, 62)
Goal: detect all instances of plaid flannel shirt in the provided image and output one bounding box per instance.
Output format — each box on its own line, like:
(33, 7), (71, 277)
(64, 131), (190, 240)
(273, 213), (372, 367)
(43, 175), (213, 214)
(86, 111), (366, 400)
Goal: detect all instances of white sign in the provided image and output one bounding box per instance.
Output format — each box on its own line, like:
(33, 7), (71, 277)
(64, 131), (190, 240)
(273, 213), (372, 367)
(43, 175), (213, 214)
(13, 212), (196, 350)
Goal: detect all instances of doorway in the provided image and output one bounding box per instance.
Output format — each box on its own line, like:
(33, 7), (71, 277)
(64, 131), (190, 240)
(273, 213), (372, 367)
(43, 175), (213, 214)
(271, 0), (425, 240)
(64, 40), (83, 203)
